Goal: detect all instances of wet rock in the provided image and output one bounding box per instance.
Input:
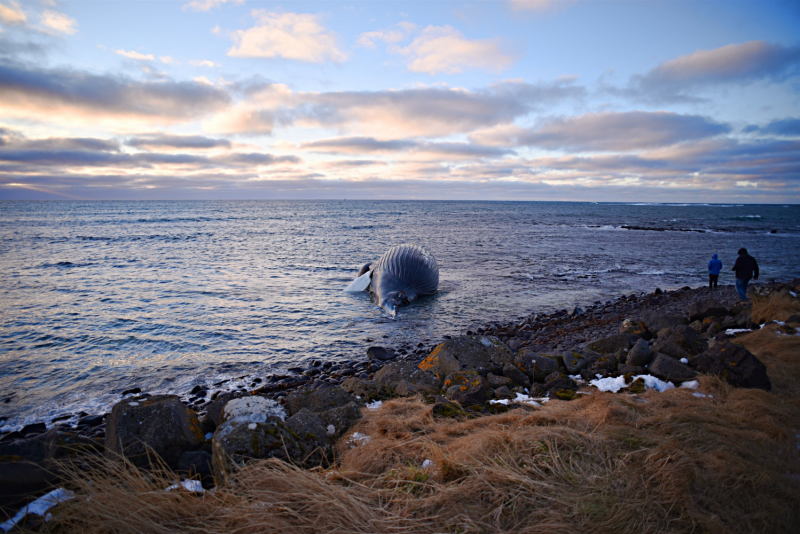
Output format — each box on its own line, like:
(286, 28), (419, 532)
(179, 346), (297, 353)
(78, 414), (105, 427)
(543, 372), (577, 398)
(640, 311), (686, 335)
(507, 338), (522, 352)
(375, 361), (441, 391)
(626, 338), (652, 367)
(418, 335), (513, 380)
(502, 362), (531, 388)
(121, 387), (141, 396)
(688, 320), (705, 332)
(105, 395), (205, 469)
(443, 370), (489, 406)
(367, 346), (395, 360)
(588, 353), (618, 376)
(647, 353), (697, 382)
(19, 423), (47, 438)
(340, 377), (393, 401)
(688, 299), (730, 322)
(285, 387), (355, 416)
(514, 349), (558, 382)
(695, 341), (771, 390)
(587, 333), (631, 354)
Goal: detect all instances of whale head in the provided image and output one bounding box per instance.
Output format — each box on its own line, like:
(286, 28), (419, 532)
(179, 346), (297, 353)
(380, 290), (410, 316)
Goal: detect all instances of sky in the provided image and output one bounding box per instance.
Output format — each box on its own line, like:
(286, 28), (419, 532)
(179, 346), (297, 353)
(0, 0), (798, 202)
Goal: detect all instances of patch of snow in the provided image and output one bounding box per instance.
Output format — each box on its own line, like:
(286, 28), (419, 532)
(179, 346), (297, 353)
(1, 488), (75, 532)
(680, 358), (689, 364)
(489, 392), (550, 406)
(421, 459), (434, 469)
(247, 423), (257, 430)
(481, 337), (492, 346)
(166, 480), (204, 493)
(680, 381), (699, 390)
(348, 432), (371, 446)
(366, 400), (383, 410)
(326, 424), (335, 435)
(569, 375), (586, 384)
(692, 392), (707, 398)
(589, 374), (674, 393)
(725, 328), (751, 335)
(790, 291), (797, 298)
(775, 321), (786, 326)
(128, 402), (139, 406)
(204, 432), (214, 440)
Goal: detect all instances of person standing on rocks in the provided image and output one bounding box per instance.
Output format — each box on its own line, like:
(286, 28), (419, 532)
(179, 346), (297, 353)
(708, 253), (722, 290)
(732, 248), (759, 300)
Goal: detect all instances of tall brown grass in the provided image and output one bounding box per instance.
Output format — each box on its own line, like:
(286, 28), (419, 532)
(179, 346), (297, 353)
(51, 322), (800, 533)
(751, 288), (800, 323)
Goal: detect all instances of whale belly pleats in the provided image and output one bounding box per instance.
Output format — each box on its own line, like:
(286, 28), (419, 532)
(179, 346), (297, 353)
(372, 244), (439, 300)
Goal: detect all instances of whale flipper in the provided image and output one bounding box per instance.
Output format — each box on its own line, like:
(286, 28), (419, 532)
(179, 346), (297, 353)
(343, 270), (372, 293)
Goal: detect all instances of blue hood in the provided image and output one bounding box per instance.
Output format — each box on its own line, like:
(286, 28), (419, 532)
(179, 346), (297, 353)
(712, 254), (718, 259)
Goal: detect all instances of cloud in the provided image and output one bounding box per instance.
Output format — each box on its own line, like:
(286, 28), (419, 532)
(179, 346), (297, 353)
(227, 11), (347, 63)
(513, 111), (730, 152)
(189, 59), (219, 67)
(299, 136), (514, 159)
(159, 56), (174, 64)
(39, 10), (78, 35)
(205, 79), (584, 137)
(116, 49), (154, 61)
(509, 0), (576, 13)
(126, 134), (232, 150)
(183, 0), (243, 12)
(623, 41), (800, 102)
(356, 22), (416, 48)
(397, 25), (516, 74)
(0, 61), (231, 128)
(745, 118), (800, 137)
(0, 1), (26, 25)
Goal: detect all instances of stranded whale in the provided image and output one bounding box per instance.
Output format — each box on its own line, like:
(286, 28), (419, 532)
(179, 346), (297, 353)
(344, 244), (439, 315)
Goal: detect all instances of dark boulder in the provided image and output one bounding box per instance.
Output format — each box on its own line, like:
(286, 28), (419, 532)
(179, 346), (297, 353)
(105, 395), (205, 469)
(374, 361), (441, 391)
(640, 310), (687, 335)
(689, 299), (730, 322)
(443, 370), (489, 407)
(695, 341), (771, 390)
(626, 338), (652, 367)
(514, 349), (558, 382)
(285, 387), (355, 416)
(587, 334), (631, 355)
(418, 336), (513, 380)
(647, 353), (697, 382)
(366, 346), (395, 361)
(486, 373), (512, 389)
(652, 337), (691, 361)
(657, 326), (707, 355)
(620, 319), (653, 340)
(340, 377), (393, 402)
(563, 349), (598, 374)
(315, 402), (362, 439)
(205, 392), (245, 427)
(178, 450), (213, 483)
(502, 362), (531, 388)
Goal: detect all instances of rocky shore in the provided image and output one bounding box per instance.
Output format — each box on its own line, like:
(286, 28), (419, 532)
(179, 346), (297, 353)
(2, 280), (799, 524)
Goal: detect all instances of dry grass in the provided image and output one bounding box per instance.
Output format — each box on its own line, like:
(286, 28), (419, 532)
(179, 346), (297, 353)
(51, 312), (800, 533)
(751, 289), (800, 323)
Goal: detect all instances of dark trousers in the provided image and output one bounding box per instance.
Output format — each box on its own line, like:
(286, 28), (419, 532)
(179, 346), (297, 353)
(709, 274), (719, 289)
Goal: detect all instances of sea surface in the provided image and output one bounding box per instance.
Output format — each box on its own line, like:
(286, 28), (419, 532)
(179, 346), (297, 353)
(1, 201), (799, 430)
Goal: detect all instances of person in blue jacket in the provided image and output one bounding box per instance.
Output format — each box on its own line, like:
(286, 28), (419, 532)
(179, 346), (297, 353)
(708, 253), (722, 290)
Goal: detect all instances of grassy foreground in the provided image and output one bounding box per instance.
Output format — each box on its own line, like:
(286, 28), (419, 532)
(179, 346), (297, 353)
(52, 295), (800, 534)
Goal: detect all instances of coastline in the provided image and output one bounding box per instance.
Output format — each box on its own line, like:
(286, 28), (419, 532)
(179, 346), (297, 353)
(2, 280), (800, 532)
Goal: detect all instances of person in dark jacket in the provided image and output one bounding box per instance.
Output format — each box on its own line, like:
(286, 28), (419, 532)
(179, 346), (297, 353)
(707, 253), (722, 289)
(732, 248), (759, 300)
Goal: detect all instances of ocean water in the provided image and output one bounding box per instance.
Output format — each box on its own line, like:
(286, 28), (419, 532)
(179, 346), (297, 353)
(1, 200), (799, 429)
